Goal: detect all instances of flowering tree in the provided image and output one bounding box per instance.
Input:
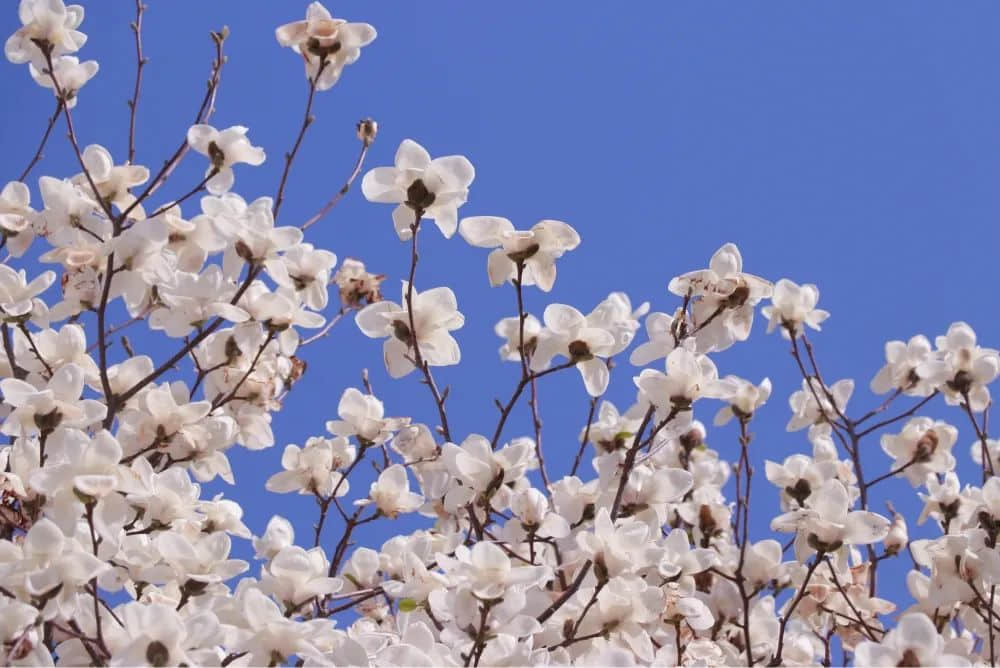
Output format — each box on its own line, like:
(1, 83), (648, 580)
(1, 1), (998, 666)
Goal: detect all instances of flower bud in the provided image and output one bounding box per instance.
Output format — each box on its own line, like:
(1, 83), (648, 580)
(356, 118), (377, 145)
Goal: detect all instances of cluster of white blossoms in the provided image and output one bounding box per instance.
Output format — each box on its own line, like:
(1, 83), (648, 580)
(2, 1), (1000, 667)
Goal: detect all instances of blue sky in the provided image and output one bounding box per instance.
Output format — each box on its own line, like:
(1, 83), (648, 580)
(4, 1), (1000, 617)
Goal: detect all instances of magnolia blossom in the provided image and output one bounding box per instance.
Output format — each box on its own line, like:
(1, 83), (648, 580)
(935, 321), (1000, 411)
(361, 139), (475, 240)
(5, 0), (86, 66)
(762, 278), (830, 338)
(854, 613), (970, 667)
(668, 242), (772, 352)
(266, 437), (349, 497)
(4, 3), (1000, 666)
(325, 387), (409, 446)
(275, 2), (376, 90)
(714, 376), (771, 426)
(870, 334), (945, 396)
(772, 479), (890, 556)
(358, 464), (423, 518)
(880, 418), (958, 486)
(0, 265), (54, 318)
(355, 283), (464, 377)
(186, 124), (266, 195)
(458, 216), (580, 291)
(29, 55), (98, 107)
(786, 377), (853, 432)
(0, 181), (37, 257)
(73, 144), (149, 218)
(531, 304), (615, 396)
(634, 346), (730, 415)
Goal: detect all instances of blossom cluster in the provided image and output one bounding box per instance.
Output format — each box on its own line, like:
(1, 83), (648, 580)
(1, 1), (998, 667)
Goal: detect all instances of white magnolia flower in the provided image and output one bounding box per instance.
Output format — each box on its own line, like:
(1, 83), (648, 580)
(29, 55), (98, 107)
(108, 602), (202, 668)
(355, 282), (464, 378)
(880, 418), (957, 486)
(5, 0), (86, 67)
(494, 313), (541, 362)
(630, 309), (686, 366)
(1, 363), (105, 435)
(358, 464), (423, 518)
(713, 376), (771, 426)
(18, 518), (108, 619)
(458, 216), (580, 291)
(669, 242), (772, 352)
(266, 437), (350, 497)
(871, 334), (945, 396)
(935, 321), (1000, 412)
(361, 139), (475, 240)
(253, 516), (295, 560)
(0, 181), (37, 257)
(786, 377), (853, 432)
(580, 400), (646, 454)
(771, 479), (890, 555)
(854, 613), (970, 667)
(261, 545), (341, 608)
(762, 278), (830, 338)
(437, 541), (550, 599)
(325, 387), (409, 446)
(275, 2), (376, 90)
(72, 144), (149, 218)
(155, 530), (248, 584)
(186, 124), (266, 195)
(280, 243), (337, 310)
(531, 304), (615, 396)
(0, 265), (54, 319)
(634, 346), (730, 415)
(148, 266), (248, 338)
(587, 292), (648, 356)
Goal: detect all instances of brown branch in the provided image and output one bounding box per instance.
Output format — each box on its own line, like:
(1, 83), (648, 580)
(855, 391), (939, 438)
(18, 99), (63, 182)
(146, 168), (218, 220)
(301, 136), (370, 231)
(118, 27), (227, 220)
(272, 59), (329, 221)
(404, 214), (453, 442)
(126, 0), (147, 164)
(571, 396), (599, 477)
(301, 307), (347, 346)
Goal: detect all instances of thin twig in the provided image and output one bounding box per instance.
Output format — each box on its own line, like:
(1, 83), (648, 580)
(273, 59), (329, 221)
(301, 139), (370, 230)
(126, 0), (147, 163)
(18, 98), (63, 182)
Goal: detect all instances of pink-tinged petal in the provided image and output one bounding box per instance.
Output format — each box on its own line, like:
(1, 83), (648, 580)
(340, 22), (377, 47)
(275, 21), (308, 47)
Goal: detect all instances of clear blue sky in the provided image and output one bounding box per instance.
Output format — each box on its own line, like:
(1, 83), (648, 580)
(3, 1), (1000, 616)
